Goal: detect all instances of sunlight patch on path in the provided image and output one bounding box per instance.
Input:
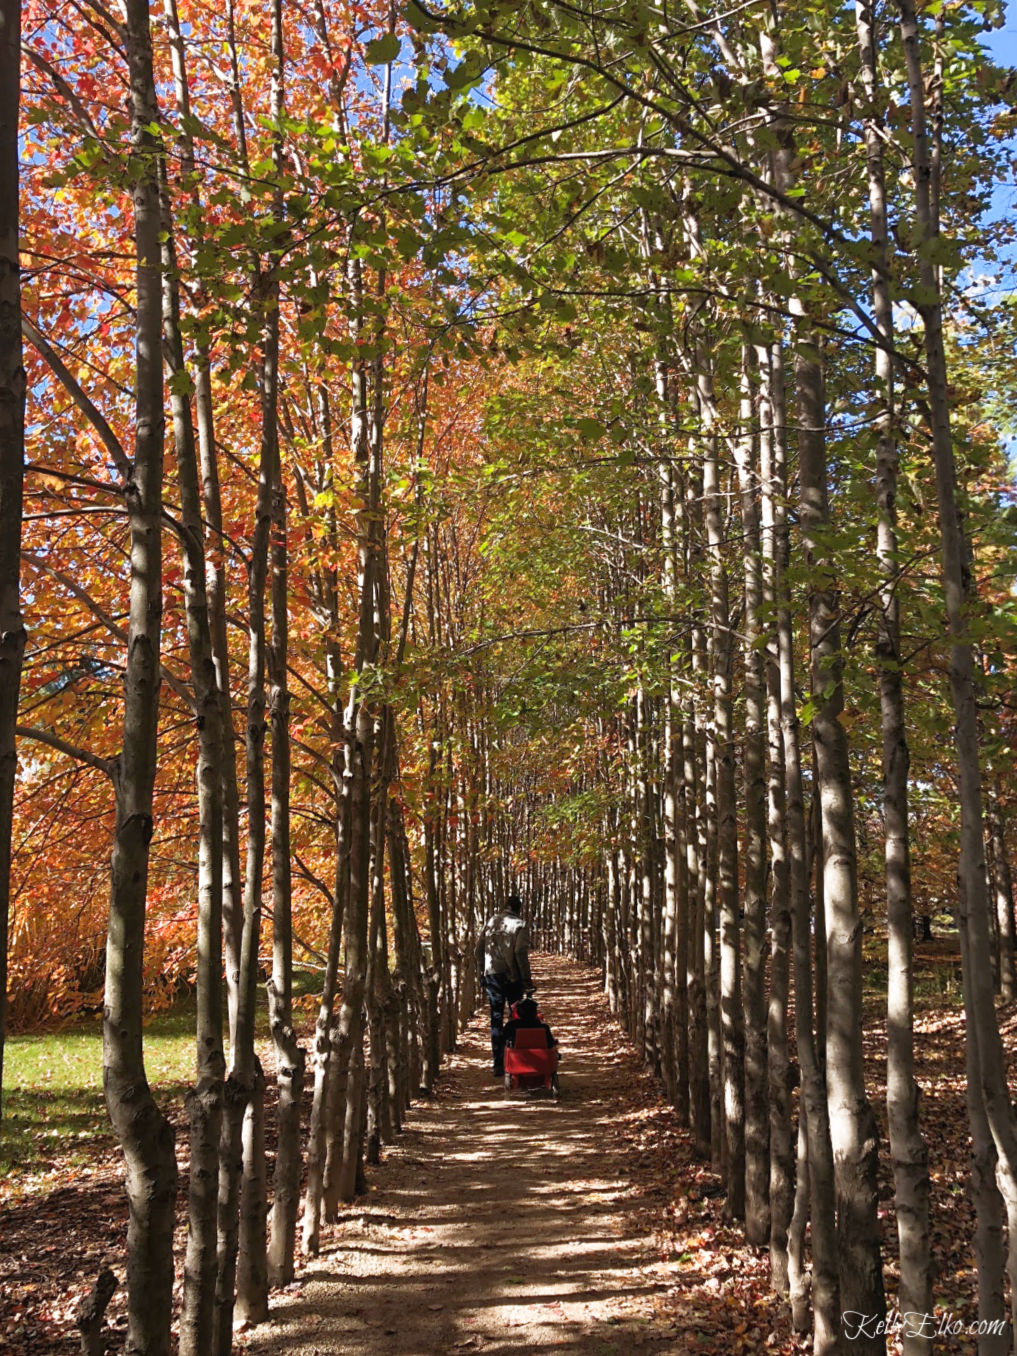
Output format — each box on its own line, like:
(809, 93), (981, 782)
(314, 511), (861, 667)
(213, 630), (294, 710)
(243, 954), (683, 1355)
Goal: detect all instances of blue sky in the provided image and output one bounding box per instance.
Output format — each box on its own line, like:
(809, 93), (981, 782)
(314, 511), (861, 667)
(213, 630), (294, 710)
(987, 0), (1017, 229)
(965, 3), (1017, 297)
(987, 0), (1017, 64)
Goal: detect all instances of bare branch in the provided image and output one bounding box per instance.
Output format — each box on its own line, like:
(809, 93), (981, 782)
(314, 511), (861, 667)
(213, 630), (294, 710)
(16, 724), (114, 776)
(22, 316), (130, 479)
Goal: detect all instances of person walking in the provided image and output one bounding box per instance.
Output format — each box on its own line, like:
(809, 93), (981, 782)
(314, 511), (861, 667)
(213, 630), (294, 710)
(475, 894), (533, 1078)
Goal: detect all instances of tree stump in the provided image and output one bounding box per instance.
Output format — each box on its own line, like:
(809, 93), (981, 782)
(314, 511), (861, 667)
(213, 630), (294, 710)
(75, 1268), (117, 1356)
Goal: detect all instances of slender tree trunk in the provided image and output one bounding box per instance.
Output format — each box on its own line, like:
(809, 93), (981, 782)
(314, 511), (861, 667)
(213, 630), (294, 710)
(160, 182), (226, 1356)
(960, 907), (1007, 1351)
(197, 0), (248, 1045)
(422, 731), (444, 1092)
(266, 437), (304, 1286)
(236, 1057), (268, 1316)
(262, 0), (303, 1288)
(735, 342), (769, 1244)
(104, 7), (178, 1350)
(701, 340), (744, 1216)
(636, 684), (660, 1073)
(366, 774), (390, 1165)
(333, 316), (379, 1204)
(684, 521), (711, 1158)
(232, 0), (291, 1323)
(214, 107), (281, 1347)
(758, 337), (793, 1297)
(301, 759), (346, 1253)
(0, 0), (26, 1123)
(660, 661), (684, 1111)
(770, 333), (839, 1356)
(796, 340), (884, 1349)
(300, 409), (349, 1255)
(787, 1115), (811, 1332)
(987, 788), (1017, 1002)
(703, 708), (723, 1171)
(899, 0), (1017, 1338)
(854, 2), (930, 1343)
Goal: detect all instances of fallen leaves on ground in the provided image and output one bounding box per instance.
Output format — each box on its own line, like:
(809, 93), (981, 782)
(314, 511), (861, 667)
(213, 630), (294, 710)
(0, 954), (1008, 1354)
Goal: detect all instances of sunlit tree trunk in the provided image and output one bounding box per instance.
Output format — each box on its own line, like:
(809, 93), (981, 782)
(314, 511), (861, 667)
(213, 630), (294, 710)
(262, 0), (304, 1289)
(333, 301), (380, 1204)
(683, 455), (711, 1158)
(209, 0), (255, 1045)
(658, 399), (688, 1115)
(758, 337), (792, 1297)
(366, 763), (391, 1165)
(960, 910), (1007, 1351)
(703, 680), (722, 1171)
(104, 5), (178, 1349)
(214, 16), (283, 1323)
(765, 328), (838, 1356)
(299, 391), (349, 1256)
(855, 1), (930, 1343)
(159, 180), (226, 1356)
(266, 439), (304, 1286)
(0, 0), (26, 1124)
(796, 338), (884, 1349)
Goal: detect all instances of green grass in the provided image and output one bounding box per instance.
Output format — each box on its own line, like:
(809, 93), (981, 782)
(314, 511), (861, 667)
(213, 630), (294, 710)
(1, 1001), (196, 1182)
(0, 967), (323, 1187)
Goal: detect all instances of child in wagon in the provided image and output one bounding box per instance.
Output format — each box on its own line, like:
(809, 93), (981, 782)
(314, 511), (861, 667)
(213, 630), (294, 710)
(503, 995), (558, 1053)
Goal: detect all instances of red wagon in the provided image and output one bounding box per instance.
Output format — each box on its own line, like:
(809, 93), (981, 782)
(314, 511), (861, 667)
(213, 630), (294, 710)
(503, 1014), (560, 1098)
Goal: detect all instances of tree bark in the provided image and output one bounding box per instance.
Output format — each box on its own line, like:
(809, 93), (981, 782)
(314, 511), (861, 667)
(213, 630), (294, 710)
(854, 1), (930, 1343)
(735, 342), (769, 1245)
(159, 173), (226, 1356)
(236, 1058), (269, 1318)
(700, 338), (744, 1216)
(214, 97), (281, 1345)
(787, 1115), (811, 1333)
(0, 0), (26, 1124)
(75, 1269), (118, 1356)
(796, 340), (884, 1349)
(333, 301), (380, 1204)
(986, 788), (1017, 1002)
(658, 414), (688, 1117)
(898, 0), (1017, 1340)
(771, 331), (839, 1356)
(758, 337), (793, 1298)
(266, 437), (304, 1287)
(263, 0), (304, 1287)
(299, 396), (349, 1258)
(104, 7), (178, 1351)
(683, 455), (711, 1158)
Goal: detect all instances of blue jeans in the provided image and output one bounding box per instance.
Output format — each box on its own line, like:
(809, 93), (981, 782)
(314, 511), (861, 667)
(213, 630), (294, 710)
(484, 971), (524, 1073)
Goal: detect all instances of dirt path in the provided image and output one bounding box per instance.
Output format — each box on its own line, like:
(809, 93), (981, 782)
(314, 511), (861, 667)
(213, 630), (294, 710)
(245, 954), (684, 1355)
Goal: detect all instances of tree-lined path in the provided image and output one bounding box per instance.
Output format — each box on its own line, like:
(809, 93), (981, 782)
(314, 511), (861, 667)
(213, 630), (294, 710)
(247, 955), (682, 1356)
(7, 0), (1017, 1351)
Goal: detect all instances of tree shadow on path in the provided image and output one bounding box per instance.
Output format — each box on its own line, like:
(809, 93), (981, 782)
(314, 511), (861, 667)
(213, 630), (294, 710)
(244, 953), (688, 1355)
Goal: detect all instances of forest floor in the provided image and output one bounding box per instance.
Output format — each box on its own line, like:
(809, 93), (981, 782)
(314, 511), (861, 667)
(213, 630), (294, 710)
(0, 942), (1000, 1354)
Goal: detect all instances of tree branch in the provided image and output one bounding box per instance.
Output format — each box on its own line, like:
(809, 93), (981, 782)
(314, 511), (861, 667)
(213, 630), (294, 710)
(22, 316), (131, 479)
(16, 724), (114, 776)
